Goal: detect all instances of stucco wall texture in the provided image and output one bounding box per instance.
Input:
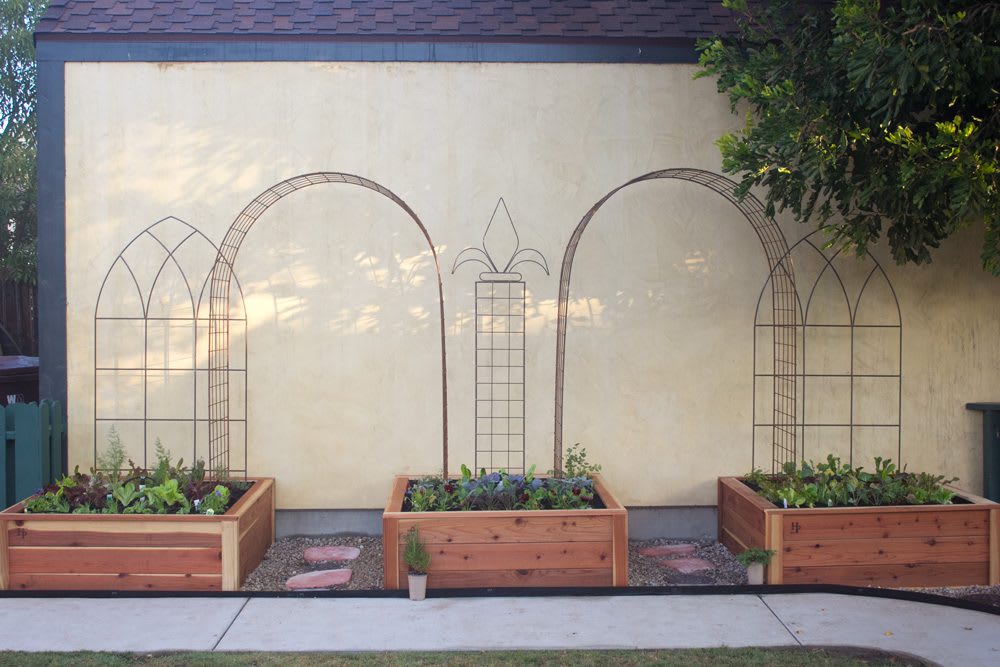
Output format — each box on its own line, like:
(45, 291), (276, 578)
(65, 62), (1000, 509)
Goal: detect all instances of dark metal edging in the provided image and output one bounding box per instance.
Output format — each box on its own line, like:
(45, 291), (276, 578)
(1, 584), (997, 617)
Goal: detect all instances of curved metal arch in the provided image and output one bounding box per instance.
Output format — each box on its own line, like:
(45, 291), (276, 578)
(554, 168), (797, 472)
(207, 172), (450, 477)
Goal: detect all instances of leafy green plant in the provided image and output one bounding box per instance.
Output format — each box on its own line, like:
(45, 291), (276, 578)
(196, 485), (231, 515)
(406, 464), (598, 513)
(561, 444), (602, 479)
(696, 0), (1000, 274)
(404, 528), (430, 575)
(21, 430), (248, 516)
(745, 455), (957, 508)
(96, 425), (127, 478)
(736, 548), (775, 567)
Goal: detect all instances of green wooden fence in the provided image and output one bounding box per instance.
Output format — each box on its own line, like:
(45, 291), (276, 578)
(1, 400), (64, 508)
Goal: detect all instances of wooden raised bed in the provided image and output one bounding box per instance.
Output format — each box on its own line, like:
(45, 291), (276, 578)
(383, 474), (628, 589)
(718, 476), (1000, 587)
(0, 477), (274, 591)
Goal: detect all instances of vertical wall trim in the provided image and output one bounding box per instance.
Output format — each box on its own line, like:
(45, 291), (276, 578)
(35, 55), (67, 464)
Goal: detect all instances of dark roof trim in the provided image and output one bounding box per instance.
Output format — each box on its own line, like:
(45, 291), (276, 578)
(37, 1), (737, 41)
(35, 38), (700, 64)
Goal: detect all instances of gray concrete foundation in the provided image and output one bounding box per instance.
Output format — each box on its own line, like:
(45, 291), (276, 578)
(276, 506), (717, 540)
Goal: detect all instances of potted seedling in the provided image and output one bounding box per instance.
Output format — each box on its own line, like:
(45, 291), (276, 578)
(404, 527), (430, 601)
(736, 548), (774, 585)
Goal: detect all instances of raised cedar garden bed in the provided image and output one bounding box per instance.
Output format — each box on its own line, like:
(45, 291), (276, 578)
(383, 473), (628, 589)
(718, 476), (1000, 587)
(0, 477), (274, 591)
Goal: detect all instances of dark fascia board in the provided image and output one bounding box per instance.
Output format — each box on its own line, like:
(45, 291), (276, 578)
(34, 36), (700, 64)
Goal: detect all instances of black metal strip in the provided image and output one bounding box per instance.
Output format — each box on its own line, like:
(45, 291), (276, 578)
(0, 584), (996, 617)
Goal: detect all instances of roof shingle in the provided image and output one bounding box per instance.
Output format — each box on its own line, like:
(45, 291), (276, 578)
(36, 1), (738, 40)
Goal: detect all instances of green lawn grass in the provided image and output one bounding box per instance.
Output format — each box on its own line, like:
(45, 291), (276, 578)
(0, 648), (928, 666)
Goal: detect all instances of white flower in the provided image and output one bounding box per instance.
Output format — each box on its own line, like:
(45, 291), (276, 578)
(205, 508), (214, 516)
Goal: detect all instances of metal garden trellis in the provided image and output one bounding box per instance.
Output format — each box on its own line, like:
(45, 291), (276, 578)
(452, 197), (549, 473)
(552, 168), (799, 474)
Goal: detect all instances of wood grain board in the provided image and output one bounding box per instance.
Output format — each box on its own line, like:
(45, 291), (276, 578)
(1, 477), (274, 591)
(384, 473), (628, 590)
(718, 476), (1000, 587)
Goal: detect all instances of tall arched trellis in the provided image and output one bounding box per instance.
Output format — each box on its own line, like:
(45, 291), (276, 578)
(94, 217), (248, 472)
(207, 173), (449, 476)
(553, 168), (797, 473)
(752, 230), (902, 467)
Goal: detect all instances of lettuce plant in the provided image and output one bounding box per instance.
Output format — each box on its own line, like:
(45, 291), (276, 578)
(745, 455), (957, 508)
(407, 464), (598, 512)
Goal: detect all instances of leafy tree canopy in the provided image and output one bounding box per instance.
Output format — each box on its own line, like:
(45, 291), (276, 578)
(697, 0), (1000, 273)
(0, 0), (46, 283)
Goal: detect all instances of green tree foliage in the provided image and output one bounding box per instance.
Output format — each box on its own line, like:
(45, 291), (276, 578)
(696, 0), (1000, 273)
(0, 0), (46, 283)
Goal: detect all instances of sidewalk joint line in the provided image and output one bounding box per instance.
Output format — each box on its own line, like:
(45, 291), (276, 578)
(759, 594), (801, 646)
(212, 596), (250, 651)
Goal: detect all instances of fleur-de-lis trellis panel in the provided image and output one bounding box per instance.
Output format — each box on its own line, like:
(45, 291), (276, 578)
(453, 198), (549, 473)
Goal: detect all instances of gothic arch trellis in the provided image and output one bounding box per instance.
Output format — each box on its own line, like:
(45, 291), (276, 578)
(95, 217), (249, 471)
(752, 230), (902, 467)
(553, 168), (799, 473)
(206, 173), (450, 476)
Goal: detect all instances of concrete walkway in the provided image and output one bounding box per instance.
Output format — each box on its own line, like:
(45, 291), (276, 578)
(0, 593), (997, 666)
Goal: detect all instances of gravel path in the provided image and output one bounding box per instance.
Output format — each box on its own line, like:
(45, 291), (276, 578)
(242, 535), (745, 591)
(241, 535), (382, 591)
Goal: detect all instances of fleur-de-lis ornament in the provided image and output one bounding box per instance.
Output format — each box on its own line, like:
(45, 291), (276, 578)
(452, 198), (549, 278)
(452, 198), (548, 474)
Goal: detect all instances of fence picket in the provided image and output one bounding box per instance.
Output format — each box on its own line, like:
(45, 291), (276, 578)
(2, 406), (13, 507)
(0, 401), (64, 507)
(49, 401), (64, 482)
(13, 403), (41, 502)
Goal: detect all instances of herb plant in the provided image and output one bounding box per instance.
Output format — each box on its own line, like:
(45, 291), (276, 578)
(560, 444), (602, 479)
(404, 528), (430, 575)
(22, 432), (250, 515)
(736, 548), (775, 567)
(406, 464), (599, 513)
(745, 455), (957, 509)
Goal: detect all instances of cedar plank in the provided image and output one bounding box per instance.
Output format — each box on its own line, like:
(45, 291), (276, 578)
(9, 547), (222, 575)
(783, 561), (988, 587)
(719, 480), (768, 535)
(400, 541), (613, 572)
(425, 568), (613, 589)
(8, 527), (220, 548)
(721, 509), (766, 552)
(8, 573), (223, 591)
(396, 515), (612, 544)
(782, 535), (989, 567)
(782, 509), (989, 541)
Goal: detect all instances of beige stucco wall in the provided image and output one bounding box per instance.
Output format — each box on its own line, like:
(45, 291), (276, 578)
(65, 61), (1000, 509)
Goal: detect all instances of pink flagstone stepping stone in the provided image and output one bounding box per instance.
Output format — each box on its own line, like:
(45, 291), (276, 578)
(656, 558), (714, 574)
(304, 546), (361, 564)
(638, 544), (696, 558)
(285, 569), (352, 590)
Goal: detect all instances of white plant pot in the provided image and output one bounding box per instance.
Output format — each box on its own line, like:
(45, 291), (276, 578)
(747, 562), (765, 585)
(408, 573), (428, 601)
